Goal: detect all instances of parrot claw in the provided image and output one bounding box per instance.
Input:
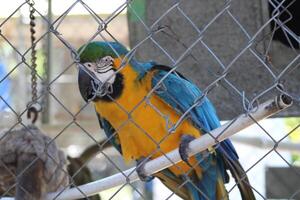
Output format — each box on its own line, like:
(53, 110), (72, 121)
(136, 156), (154, 182)
(179, 134), (196, 167)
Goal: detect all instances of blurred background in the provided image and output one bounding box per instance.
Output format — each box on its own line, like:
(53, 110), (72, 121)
(0, 0), (299, 199)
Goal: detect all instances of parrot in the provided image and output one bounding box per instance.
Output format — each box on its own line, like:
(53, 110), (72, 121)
(77, 41), (256, 200)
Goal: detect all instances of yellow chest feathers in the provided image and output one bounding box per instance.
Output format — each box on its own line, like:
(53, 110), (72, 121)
(94, 60), (201, 161)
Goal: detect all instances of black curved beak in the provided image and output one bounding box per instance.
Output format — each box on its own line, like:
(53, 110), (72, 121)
(78, 65), (95, 102)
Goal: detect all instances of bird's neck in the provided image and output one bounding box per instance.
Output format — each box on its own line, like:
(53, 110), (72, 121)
(94, 60), (151, 125)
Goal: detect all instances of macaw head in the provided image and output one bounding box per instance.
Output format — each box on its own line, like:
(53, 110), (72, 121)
(77, 41), (128, 102)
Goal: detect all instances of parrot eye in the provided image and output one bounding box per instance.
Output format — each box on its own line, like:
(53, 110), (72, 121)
(84, 62), (93, 68)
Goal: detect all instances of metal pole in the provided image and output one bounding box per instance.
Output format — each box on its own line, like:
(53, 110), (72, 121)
(42, 0), (52, 124)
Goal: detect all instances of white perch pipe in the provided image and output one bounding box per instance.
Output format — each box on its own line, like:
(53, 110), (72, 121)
(1, 94), (293, 200)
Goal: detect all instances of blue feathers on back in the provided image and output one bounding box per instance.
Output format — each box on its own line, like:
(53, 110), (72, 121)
(152, 70), (238, 160)
(151, 69), (240, 200)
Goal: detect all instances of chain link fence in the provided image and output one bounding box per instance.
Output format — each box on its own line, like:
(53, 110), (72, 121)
(0, 0), (299, 199)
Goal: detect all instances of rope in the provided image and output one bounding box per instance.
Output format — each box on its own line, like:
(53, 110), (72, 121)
(0, 126), (69, 198)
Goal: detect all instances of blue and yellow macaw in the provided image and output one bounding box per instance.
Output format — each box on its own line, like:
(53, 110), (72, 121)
(77, 41), (255, 200)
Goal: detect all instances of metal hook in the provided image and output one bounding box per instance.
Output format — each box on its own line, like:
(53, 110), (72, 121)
(27, 102), (42, 124)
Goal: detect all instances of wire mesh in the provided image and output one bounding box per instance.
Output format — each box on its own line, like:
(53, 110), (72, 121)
(0, 0), (299, 199)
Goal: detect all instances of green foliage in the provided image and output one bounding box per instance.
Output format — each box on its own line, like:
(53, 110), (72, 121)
(127, 0), (146, 22)
(36, 50), (46, 77)
(284, 117), (300, 165)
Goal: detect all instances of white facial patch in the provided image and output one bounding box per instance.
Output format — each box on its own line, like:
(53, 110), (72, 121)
(83, 56), (116, 84)
(95, 69), (116, 84)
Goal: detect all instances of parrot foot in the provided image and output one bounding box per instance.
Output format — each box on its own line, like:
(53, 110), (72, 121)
(136, 156), (154, 182)
(179, 134), (196, 167)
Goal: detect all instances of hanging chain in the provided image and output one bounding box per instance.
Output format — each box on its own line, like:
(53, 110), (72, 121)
(29, 1), (38, 103)
(27, 0), (41, 124)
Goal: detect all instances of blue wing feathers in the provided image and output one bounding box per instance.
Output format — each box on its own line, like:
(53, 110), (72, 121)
(152, 69), (239, 199)
(95, 112), (122, 154)
(152, 70), (238, 159)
